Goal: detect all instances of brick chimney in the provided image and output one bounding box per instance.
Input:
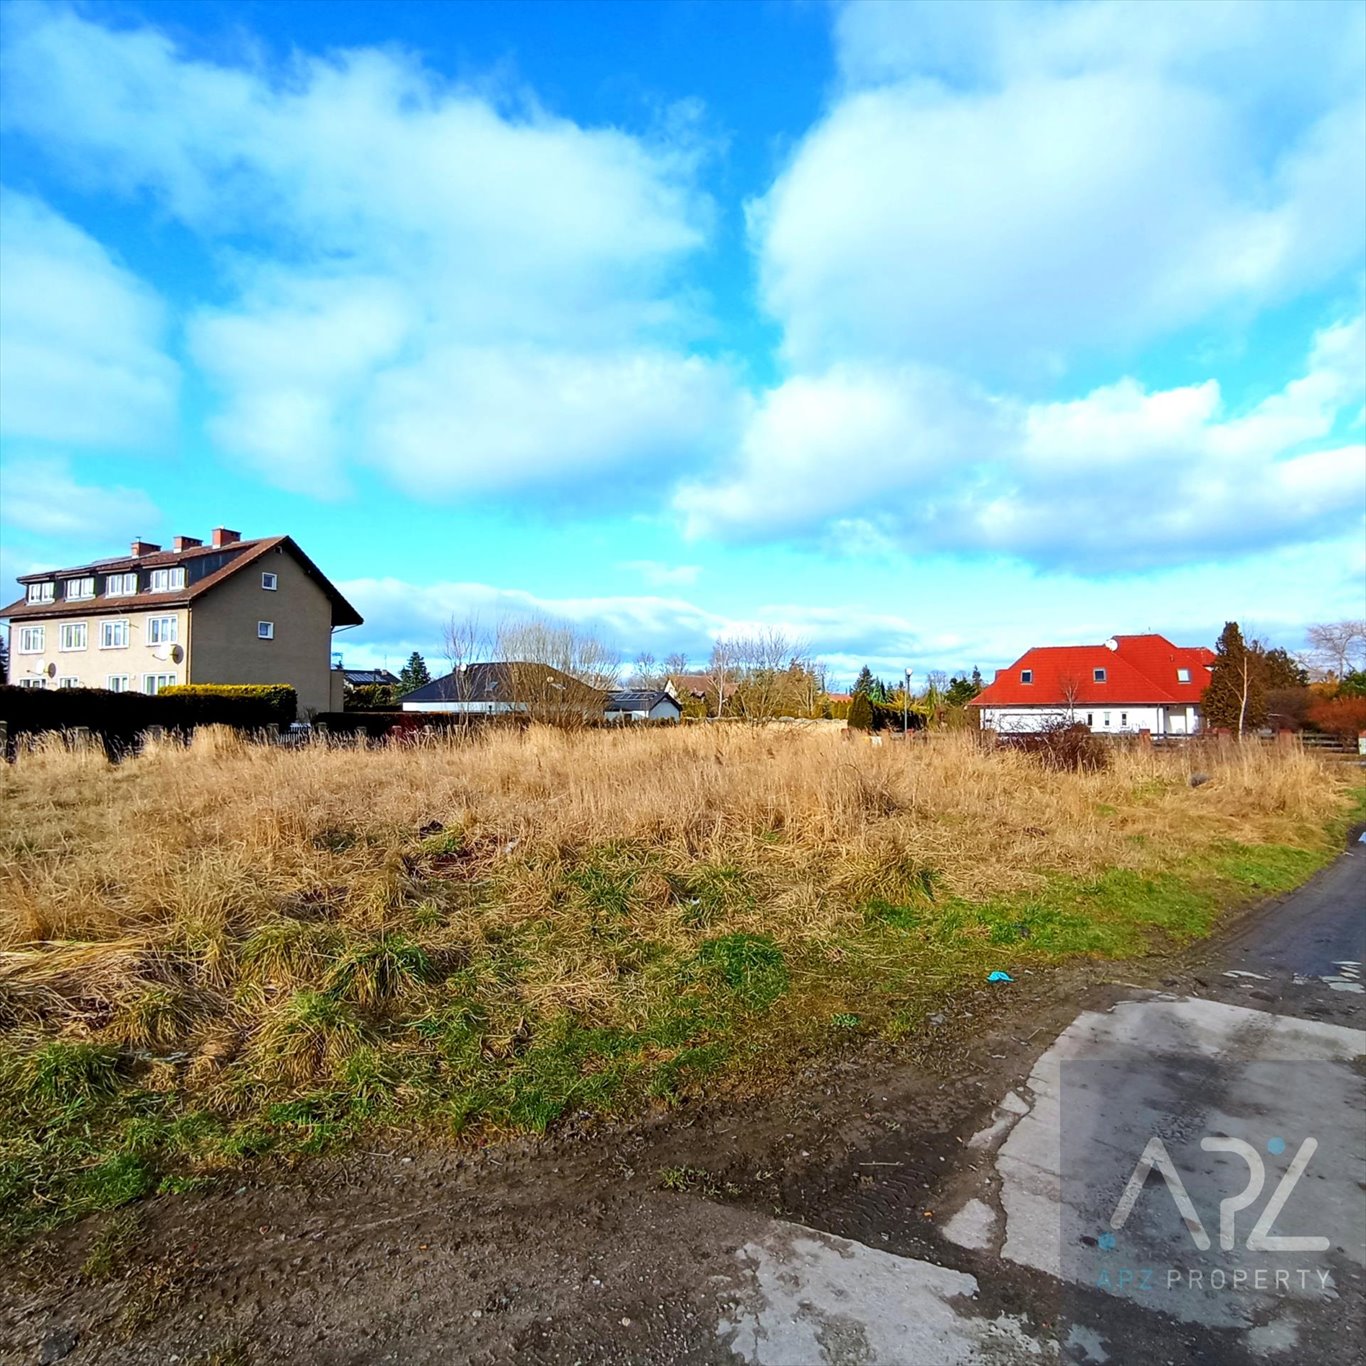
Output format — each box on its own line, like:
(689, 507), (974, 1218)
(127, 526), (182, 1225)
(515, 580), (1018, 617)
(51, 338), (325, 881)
(130, 539), (161, 557)
(211, 527), (241, 548)
(173, 535), (203, 552)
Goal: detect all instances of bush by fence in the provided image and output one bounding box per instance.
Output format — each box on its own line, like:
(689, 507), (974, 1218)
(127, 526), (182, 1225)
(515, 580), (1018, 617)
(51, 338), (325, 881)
(997, 721), (1110, 772)
(0, 684), (297, 756)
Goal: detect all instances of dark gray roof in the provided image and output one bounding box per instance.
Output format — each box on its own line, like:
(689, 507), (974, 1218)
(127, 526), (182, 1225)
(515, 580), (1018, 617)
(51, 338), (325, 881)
(344, 669), (399, 686)
(606, 688), (681, 713)
(402, 662), (599, 704)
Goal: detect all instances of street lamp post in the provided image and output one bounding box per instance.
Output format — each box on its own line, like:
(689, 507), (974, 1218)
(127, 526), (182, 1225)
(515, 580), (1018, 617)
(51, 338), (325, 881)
(903, 667), (912, 738)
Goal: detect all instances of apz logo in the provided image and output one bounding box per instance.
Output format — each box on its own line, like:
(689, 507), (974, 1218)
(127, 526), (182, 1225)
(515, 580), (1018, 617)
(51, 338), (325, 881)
(1109, 1136), (1328, 1252)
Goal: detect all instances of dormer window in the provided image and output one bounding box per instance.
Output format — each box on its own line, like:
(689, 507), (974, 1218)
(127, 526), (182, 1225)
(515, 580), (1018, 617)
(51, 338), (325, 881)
(149, 567), (186, 592)
(64, 577), (95, 600)
(1093, 668), (1107, 683)
(1177, 668), (1191, 683)
(25, 581), (54, 604)
(105, 572), (137, 596)
(1020, 669), (1033, 684)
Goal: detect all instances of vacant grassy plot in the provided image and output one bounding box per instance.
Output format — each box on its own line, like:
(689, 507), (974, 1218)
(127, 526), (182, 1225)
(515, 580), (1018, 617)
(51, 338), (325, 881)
(0, 725), (1357, 1244)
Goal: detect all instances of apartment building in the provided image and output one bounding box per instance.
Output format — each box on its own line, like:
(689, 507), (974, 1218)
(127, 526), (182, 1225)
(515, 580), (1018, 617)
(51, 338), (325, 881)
(2, 528), (362, 715)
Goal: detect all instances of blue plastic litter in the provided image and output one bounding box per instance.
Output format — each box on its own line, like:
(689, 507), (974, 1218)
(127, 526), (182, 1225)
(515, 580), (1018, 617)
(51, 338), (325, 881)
(987, 970), (1014, 983)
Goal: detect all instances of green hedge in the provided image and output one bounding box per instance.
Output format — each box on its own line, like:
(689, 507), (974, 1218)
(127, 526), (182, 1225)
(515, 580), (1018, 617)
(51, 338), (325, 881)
(158, 684), (296, 726)
(0, 684), (296, 756)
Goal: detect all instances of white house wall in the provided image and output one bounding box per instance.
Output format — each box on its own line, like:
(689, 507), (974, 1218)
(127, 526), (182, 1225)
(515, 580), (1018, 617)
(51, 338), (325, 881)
(980, 704), (1202, 735)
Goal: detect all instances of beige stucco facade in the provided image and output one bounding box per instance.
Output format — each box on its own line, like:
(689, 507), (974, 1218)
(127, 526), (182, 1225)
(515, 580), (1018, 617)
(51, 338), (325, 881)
(7, 540), (350, 716)
(11, 606), (191, 695)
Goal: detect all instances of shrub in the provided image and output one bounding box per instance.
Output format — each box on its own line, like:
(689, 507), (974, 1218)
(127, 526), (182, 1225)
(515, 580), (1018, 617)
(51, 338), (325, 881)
(847, 691), (873, 732)
(1005, 721), (1110, 772)
(0, 684), (295, 755)
(158, 684), (296, 726)
(345, 683), (396, 710)
(1306, 695), (1366, 744)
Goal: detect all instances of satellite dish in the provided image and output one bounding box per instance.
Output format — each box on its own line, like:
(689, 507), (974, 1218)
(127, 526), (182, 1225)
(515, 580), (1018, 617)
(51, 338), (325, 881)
(170, 643), (183, 664)
(152, 642), (184, 664)
(1104, 638), (1119, 652)
(33, 661), (57, 678)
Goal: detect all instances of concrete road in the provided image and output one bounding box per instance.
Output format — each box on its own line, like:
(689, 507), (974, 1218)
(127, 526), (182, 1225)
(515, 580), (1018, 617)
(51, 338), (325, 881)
(716, 839), (1366, 1365)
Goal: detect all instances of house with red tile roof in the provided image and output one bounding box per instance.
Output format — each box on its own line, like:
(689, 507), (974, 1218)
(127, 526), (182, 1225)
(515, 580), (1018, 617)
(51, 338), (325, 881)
(970, 634), (1215, 736)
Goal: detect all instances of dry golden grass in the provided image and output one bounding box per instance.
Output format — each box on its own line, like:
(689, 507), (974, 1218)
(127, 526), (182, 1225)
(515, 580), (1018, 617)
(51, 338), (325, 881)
(0, 726), (1349, 1000)
(0, 723), (1345, 943)
(0, 723), (1355, 1243)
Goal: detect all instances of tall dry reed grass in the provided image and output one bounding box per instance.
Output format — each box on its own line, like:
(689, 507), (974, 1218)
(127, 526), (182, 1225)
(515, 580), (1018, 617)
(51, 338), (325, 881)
(0, 724), (1343, 952)
(0, 724), (1355, 1242)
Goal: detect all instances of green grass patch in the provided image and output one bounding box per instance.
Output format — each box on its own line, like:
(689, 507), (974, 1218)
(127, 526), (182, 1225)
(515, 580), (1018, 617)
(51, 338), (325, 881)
(695, 932), (789, 1009)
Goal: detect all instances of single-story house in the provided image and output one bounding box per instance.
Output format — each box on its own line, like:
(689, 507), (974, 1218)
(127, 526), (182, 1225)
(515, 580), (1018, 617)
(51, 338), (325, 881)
(605, 688), (683, 723)
(970, 634), (1215, 736)
(400, 661), (603, 718)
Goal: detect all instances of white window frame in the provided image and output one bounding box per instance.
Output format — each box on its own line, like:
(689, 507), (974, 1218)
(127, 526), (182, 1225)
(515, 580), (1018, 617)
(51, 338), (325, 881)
(1020, 669), (1033, 683)
(149, 567), (186, 592)
(18, 677), (47, 689)
(26, 582), (55, 604)
(257, 620), (275, 640)
(58, 677), (80, 689)
(64, 577), (95, 601)
(105, 675), (132, 693)
(1176, 668), (1191, 683)
(59, 622), (88, 651)
(105, 572), (137, 596)
(1093, 667), (1107, 683)
(143, 673), (177, 695)
(1120, 711), (1129, 728)
(17, 625), (45, 654)
(1103, 711), (1112, 727)
(261, 572), (278, 591)
(148, 616), (178, 645)
(101, 619), (130, 650)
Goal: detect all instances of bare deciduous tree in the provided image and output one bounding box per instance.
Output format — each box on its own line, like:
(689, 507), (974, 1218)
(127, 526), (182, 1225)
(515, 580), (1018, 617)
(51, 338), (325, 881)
(1305, 621), (1366, 680)
(495, 615), (621, 725)
(1057, 672), (1084, 724)
(630, 651), (661, 688)
(442, 612), (492, 711)
(705, 639), (737, 719)
(720, 630), (815, 720)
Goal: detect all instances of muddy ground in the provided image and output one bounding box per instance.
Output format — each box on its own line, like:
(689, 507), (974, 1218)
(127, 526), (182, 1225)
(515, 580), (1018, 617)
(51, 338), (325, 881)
(2, 854), (1361, 1366)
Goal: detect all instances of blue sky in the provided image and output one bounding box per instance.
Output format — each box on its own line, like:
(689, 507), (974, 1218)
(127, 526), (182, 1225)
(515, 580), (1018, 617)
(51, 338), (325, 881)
(1, 0), (1362, 684)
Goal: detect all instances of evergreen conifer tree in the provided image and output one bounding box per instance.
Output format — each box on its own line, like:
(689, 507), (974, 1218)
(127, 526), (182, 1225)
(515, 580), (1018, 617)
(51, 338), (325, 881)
(1203, 623), (1266, 735)
(848, 689), (874, 731)
(399, 652), (432, 694)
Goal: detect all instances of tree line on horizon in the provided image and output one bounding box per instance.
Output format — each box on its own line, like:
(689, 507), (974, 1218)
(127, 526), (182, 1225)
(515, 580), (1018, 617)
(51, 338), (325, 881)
(337, 614), (1366, 737)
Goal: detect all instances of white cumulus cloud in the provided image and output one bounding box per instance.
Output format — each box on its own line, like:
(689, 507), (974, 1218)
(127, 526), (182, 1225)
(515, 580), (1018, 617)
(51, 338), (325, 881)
(1, 6), (724, 497)
(0, 190), (178, 449)
(677, 315), (1366, 570)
